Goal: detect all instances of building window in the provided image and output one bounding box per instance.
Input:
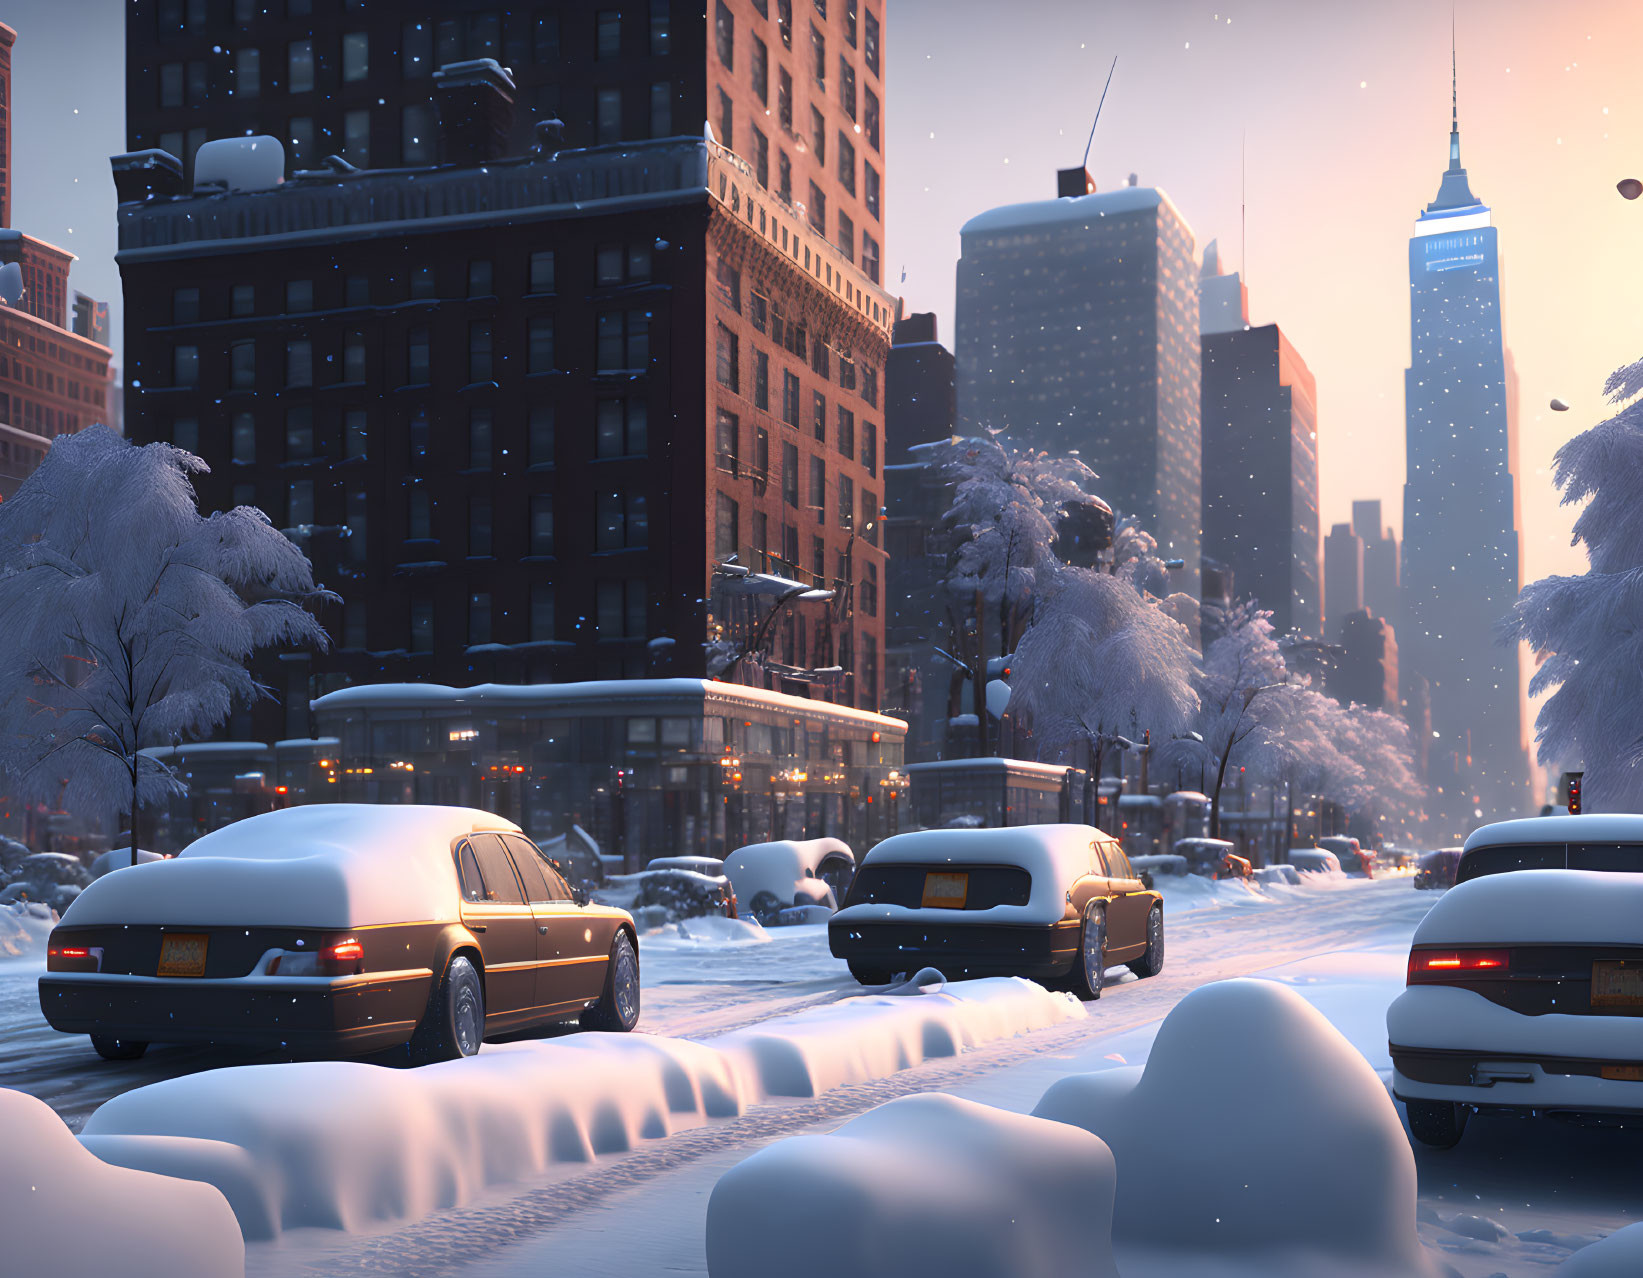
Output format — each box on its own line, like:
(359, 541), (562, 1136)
(532, 14), (560, 63)
(467, 259), (493, 297)
(410, 264), (436, 300)
(864, 10), (879, 76)
(750, 291), (768, 333)
(837, 405), (854, 458)
(781, 370), (801, 427)
(808, 181), (826, 234)
(782, 442), (800, 508)
(811, 106), (826, 163)
(715, 1), (734, 69)
(345, 409), (368, 460)
(862, 363), (878, 407)
(862, 490), (879, 543)
(160, 62), (185, 108)
(861, 231), (880, 284)
(230, 340), (256, 390)
(864, 86), (879, 150)
(838, 474), (854, 529)
(402, 103), (436, 164)
(715, 410), (739, 476)
(410, 597), (434, 653)
(596, 490), (648, 550)
(528, 316), (555, 374)
(288, 39), (315, 93)
(529, 250), (556, 293)
(342, 31), (369, 82)
(752, 37), (769, 103)
(778, 150), (792, 203)
(343, 600), (367, 649)
(285, 405), (314, 459)
(837, 132), (856, 194)
(813, 390), (828, 440)
(754, 349), (770, 410)
(596, 88), (622, 144)
(839, 56), (856, 118)
(468, 592), (492, 646)
(232, 411), (256, 463)
(845, 0), (858, 45)
(715, 493), (739, 559)
(597, 399), (648, 458)
(530, 494), (554, 554)
(287, 479), (314, 528)
(172, 345), (199, 387)
(812, 338), (831, 380)
(751, 126), (769, 188)
(172, 417), (199, 453)
(809, 456), (825, 525)
(649, 0), (670, 55)
(408, 407), (429, 463)
(407, 487), (431, 540)
(596, 579), (647, 639)
(753, 428), (770, 489)
(597, 10), (622, 60)
(343, 109), (370, 166)
(865, 163), (880, 219)
(469, 496), (493, 556)
(717, 89), (733, 151)
(716, 323), (739, 392)
(861, 559), (878, 616)
(402, 20), (433, 76)
(778, 0), (793, 49)
(407, 327), (430, 383)
(345, 485), (367, 563)
(234, 47), (260, 98)
(529, 404), (555, 466)
(285, 340), (312, 387)
(231, 283), (254, 317)
(778, 67), (793, 133)
(596, 309), (651, 372)
(862, 421), (876, 476)
(837, 210), (855, 263)
(811, 23), (826, 84)
(468, 408), (492, 469)
(650, 81), (672, 136)
(285, 279), (314, 313)
(531, 583), (556, 641)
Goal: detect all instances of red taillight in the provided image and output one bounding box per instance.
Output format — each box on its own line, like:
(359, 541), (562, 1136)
(1408, 948), (1512, 984)
(53, 947), (89, 959)
(320, 938), (365, 975)
(46, 944), (100, 972)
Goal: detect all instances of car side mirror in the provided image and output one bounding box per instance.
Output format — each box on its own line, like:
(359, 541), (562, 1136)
(572, 884), (589, 906)
(1139, 870), (1154, 891)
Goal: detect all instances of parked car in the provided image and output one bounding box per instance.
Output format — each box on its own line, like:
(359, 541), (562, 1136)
(599, 866), (738, 925)
(1388, 860), (1643, 1148)
(1455, 814), (1643, 886)
(1414, 848), (1462, 890)
(1174, 838), (1240, 879)
(1317, 835), (1374, 877)
(829, 824), (1164, 1000)
(39, 805), (639, 1064)
(1286, 848), (1342, 874)
(1128, 853), (1189, 887)
(723, 838), (856, 925)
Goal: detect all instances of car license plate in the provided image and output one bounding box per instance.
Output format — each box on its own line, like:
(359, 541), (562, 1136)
(158, 933), (209, 978)
(1591, 960), (1643, 1007)
(922, 871), (968, 909)
(1600, 1064), (1643, 1081)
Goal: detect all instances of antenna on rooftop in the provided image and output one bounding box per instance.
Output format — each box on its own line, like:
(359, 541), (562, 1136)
(1241, 128), (1247, 286)
(1081, 56), (1119, 172)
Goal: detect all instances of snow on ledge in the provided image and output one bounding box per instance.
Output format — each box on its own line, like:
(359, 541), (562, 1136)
(79, 976), (1081, 1241)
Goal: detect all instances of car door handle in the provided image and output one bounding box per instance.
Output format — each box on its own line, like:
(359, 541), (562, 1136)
(539, 925), (549, 934)
(469, 924), (487, 933)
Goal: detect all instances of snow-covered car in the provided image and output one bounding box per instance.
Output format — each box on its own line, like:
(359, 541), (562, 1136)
(1174, 838), (1249, 880)
(722, 838), (855, 924)
(1455, 813), (1643, 885)
(829, 824), (1163, 999)
(1389, 867), (1643, 1148)
(1285, 848), (1341, 874)
(1318, 835), (1374, 877)
(598, 866), (739, 925)
(1128, 853), (1189, 884)
(1414, 848), (1461, 890)
(39, 805), (640, 1064)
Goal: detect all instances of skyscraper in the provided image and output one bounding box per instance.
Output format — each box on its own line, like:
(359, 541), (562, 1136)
(955, 172), (1201, 590)
(1324, 522), (1364, 636)
(1352, 498), (1400, 624)
(1200, 242), (1320, 637)
(1401, 52), (1527, 831)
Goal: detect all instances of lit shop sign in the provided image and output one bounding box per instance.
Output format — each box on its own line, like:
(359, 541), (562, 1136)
(1423, 232), (1487, 273)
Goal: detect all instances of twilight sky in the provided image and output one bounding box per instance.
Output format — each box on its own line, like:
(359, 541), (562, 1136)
(9, 0), (1643, 590)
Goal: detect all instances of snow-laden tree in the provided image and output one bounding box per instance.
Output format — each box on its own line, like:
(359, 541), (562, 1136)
(1008, 566), (1199, 807)
(1267, 689), (1364, 847)
(1337, 705), (1424, 837)
(0, 427), (333, 862)
(1501, 355), (1643, 810)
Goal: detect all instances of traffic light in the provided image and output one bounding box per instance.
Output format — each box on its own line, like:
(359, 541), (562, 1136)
(1567, 771), (1583, 816)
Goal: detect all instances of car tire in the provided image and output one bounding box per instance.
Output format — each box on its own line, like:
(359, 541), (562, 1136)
(581, 931), (641, 1033)
(848, 962), (893, 986)
(90, 1034), (147, 1061)
(1129, 905), (1165, 978)
(1068, 903), (1107, 1001)
(408, 955), (485, 1065)
(1406, 1099), (1468, 1149)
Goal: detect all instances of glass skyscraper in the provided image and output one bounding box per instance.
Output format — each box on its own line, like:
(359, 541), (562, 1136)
(1401, 74), (1529, 834)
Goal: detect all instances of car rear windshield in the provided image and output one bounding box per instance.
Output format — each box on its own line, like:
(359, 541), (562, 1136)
(1456, 842), (1643, 883)
(845, 864), (1032, 911)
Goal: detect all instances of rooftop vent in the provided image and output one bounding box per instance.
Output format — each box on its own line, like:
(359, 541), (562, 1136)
(1057, 167), (1096, 199)
(193, 136), (286, 194)
(109, 149), (185, 203)
(434, 59), (517, 166)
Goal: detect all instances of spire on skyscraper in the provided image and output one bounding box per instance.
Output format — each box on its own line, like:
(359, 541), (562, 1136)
(1425, 14), (1479, 213)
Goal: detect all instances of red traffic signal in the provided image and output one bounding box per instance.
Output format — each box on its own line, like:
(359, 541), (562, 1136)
(1567, 772), (1583, 816)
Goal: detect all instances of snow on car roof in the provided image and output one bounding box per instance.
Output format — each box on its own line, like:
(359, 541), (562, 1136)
(1462, 814), (1643, 851)
(1414, 868), (1643, 946)
(62, 804), (519, 930)
(723, 838), (854, 906)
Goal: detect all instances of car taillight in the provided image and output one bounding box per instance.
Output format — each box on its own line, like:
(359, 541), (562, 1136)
(1407, 948), (1511, 984)
(46, 944), (101, 973)
(321, 938), (364, 976)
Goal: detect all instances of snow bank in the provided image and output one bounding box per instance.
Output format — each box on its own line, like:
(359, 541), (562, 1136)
(1, 1088), (243, 1277)
(722, 838), (853, 909)
(89, 847), (166, 879)
(1411, 868), (1643, 945)
(706, 1093), (1118, 1278)
(0, 899), (55, 960)
(1033, 978), (1440, 1278)
(642, 914), (770, 947)
(1558, 1224), (1643, 1276)
(80, 977), (1079, 1241)
(62, 804), (515, 929)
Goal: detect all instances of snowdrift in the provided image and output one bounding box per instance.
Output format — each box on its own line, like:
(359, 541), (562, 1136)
(0, 899), (54, 960)
(0, 1088), (243, 1278)
(81, 977), (1081, 1241)
(706, 1093), (1118, 1278)
(1558, 1224), (1643, 1276)
(1033, 978), (1440, 1278)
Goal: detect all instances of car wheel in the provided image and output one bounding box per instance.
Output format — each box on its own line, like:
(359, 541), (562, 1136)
(748, 890), (783, 926)
(582, 931), (641, 1032)
(848, 962), (893, 986)
(1406, 1099), (1468, 1149)
(1069, 903), (1106, 1001)
(90, 1034), (147, 1061)
(408, 955), (485, 1065)
(1129, 905), (1165, 978)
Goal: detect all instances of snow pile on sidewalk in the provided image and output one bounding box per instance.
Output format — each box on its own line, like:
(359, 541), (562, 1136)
(706, 1093), (1118, 1278)
(0, 899), (55, 960)
(80, 976), (1080, 1241)
(1033, 978), (1441, 1278)
(1, 1088), (243, 1277)
(1558, 1223), (1643, 1276)
(1153, 865), (1354, 913)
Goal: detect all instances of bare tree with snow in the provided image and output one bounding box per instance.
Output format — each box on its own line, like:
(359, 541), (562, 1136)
(0, 427), (334, 863)
(1501, 355), (1643, 811)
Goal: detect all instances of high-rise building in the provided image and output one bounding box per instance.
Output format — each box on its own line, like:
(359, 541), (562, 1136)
(955, 171), (1202, 591)
(1330, 609), (1399, 712)
(117, 1), (894, 738)
(0, 22), (115, 500)
(1352, 498), (1400, 624)
(1400, 55), (1528, 830)
(1324, 522), (1364, 637)
(1200, 241), (1320, 637)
